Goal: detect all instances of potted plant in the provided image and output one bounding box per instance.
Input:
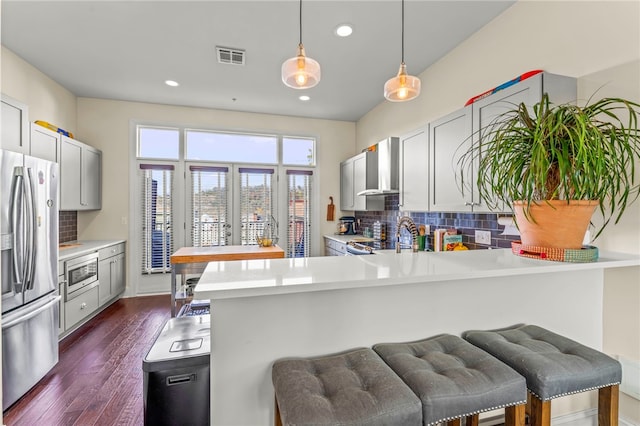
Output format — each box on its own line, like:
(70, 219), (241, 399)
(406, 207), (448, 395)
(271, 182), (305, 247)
(459, 93), (640, 250)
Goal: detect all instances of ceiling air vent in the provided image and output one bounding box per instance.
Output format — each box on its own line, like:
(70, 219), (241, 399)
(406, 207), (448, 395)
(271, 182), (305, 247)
(216, 46), (245, 65)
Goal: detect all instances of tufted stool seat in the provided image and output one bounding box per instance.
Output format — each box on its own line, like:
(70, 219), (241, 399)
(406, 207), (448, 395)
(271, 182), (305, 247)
(272, 347), (422, 425)
(463, 324), (622, 426)
(373, 334), (527, 426)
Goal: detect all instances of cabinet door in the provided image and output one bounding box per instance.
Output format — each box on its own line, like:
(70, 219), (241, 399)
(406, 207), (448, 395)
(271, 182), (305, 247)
(60, 136), (83, 210)
(352, 154), (367, 211)
(399, 126), (429, 211)
(113, 253), (126, 295)
(30, 123), (60, 162)
(98, 258), (112, 305)
(340, 159), (355, 210)
(1, 94), (29, 154)
(430, 107), (473, 212)
(82, 147), (101, 210)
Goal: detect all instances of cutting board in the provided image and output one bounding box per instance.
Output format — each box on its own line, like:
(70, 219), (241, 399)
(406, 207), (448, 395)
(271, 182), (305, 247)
(327, 196), (335, 221)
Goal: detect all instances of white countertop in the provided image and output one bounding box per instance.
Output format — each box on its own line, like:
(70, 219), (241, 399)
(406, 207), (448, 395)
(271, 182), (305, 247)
(195, 248), (639, 300)
(58, 239), (126, 261)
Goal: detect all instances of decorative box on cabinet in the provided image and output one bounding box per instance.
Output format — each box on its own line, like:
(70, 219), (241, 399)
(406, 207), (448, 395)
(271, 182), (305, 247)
(398, 126), (429, 211)
(340, 151), (383, 211)
(1, 94), (30, 155)
(98, 243), (126, 305)
(60, 135), (102, 210)
(429, 72), (576, 213)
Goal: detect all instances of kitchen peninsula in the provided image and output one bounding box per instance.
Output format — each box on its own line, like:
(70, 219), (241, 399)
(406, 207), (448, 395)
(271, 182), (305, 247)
(194, 249), (639, 425)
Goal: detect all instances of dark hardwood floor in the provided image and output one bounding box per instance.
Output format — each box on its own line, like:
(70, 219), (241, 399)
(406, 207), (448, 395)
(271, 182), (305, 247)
(4, 295), (171, 426)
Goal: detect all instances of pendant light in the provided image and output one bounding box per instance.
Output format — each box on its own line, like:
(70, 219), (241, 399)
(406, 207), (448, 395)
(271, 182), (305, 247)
(384, 0), (421, 101)
(282, 0), (321, 89)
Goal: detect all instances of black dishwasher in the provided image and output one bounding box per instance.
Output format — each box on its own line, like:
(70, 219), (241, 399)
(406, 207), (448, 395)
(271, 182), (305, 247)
(143, 315), (210, 425)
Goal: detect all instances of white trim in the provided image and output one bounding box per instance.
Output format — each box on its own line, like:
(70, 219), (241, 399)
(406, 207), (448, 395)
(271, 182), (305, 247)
(479, 409), (638, 426)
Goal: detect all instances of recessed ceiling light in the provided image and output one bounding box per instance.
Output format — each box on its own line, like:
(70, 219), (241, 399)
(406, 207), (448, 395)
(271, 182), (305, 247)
(299, 95), (310, 101)
(335, 24), (353, 37)
(165, 80), (179, 87)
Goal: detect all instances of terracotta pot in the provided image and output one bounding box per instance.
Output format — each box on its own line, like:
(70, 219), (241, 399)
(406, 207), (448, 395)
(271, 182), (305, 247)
(513, 200), (598, 249)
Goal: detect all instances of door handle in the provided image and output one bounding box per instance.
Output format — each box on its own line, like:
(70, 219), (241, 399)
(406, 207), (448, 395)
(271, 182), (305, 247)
(2, 295), (61, 329)
(10, 168), (25, 293)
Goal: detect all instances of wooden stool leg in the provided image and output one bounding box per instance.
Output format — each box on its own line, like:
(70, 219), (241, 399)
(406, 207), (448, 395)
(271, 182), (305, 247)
(598, 384), (619, 426)
(466, 414), (479, 426)
(529, 394), (551, 426)
(505, 403), (526, 426)
(447, 418), (462, 426)
(275, 396), (283, 426)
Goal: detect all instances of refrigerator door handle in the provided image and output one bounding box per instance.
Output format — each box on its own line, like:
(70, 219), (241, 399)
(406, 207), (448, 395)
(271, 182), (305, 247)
(10, 167), (25, 293)
(1, 295), (61, 330)
(24, 167), (38, 290)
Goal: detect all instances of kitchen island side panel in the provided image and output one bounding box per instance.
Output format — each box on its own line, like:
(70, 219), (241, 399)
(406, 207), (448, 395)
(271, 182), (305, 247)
(209, 269), (603, 425)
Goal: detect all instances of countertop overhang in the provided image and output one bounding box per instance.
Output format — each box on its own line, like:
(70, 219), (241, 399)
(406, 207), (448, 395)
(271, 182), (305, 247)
(195, 248), (640, 300)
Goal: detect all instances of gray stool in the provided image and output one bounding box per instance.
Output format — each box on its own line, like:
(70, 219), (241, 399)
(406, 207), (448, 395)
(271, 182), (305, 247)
(463, 324), (622, 426)
(272, 347), (422, 425)
(373, 334), (527, 426)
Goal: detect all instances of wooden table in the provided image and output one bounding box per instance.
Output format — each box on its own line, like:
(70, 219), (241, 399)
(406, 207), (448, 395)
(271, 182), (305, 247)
(170, 245), (285, 316)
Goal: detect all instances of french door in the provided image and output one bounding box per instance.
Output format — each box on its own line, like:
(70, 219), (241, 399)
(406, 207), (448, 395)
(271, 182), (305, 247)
(186, 163), (276, 247)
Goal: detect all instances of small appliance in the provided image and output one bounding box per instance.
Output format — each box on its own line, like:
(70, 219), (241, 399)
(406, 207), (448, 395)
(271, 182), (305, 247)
(338, 216), (356, 235)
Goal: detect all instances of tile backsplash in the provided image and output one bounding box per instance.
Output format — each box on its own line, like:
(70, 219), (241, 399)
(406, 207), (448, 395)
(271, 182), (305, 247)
(355, 194), (519, 250)
(59, 211), (78, 243)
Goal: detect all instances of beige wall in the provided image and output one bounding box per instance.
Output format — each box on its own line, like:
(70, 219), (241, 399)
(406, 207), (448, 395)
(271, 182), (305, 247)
(1, 46), (77, 132)
(355, 1), (640, 421)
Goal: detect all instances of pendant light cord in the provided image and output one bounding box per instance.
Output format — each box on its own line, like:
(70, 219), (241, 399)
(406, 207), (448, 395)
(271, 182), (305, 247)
(401, 0), (405, 64)
(299, 0), (303, 45)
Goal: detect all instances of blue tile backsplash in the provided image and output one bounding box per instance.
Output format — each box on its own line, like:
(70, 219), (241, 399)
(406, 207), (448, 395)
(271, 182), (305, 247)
(354, 194), (519, 250)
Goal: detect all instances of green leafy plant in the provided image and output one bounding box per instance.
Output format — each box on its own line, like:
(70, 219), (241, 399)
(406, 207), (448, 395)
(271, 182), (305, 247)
(459, 93), (640, 239)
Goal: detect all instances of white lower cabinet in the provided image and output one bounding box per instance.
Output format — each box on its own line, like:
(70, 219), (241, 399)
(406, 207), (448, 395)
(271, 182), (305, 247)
(98, 243), (126, 305)
(324, 237), (347, 256)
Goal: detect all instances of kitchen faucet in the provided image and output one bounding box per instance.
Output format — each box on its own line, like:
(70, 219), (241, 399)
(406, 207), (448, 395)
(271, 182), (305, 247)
(396, 216), (419, 253)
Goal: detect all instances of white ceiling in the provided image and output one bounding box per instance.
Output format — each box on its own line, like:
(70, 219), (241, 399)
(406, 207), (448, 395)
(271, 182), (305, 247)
(1, 1), (514, 122)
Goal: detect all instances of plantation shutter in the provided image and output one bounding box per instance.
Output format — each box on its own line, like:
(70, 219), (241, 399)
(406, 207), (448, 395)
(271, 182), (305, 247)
(238, 168), (275, 245)
(287, 170), (312, 257)
(190, 166), (229, 247)
(140, 164), (174, 274)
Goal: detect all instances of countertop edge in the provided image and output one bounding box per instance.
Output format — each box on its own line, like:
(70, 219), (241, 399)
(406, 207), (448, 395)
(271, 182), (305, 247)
(194, 249), (640, 300)
(58, 239), (127, 261)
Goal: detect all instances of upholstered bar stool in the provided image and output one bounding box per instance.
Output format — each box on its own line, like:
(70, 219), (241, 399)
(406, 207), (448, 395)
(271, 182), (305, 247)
(373, 334), (528, 426)
(272, 347), (422, 425)
(463, 324), (622, 426)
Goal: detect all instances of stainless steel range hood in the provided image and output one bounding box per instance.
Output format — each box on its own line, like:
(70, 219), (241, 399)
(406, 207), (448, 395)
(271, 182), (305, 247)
(357, 137), (399, 196)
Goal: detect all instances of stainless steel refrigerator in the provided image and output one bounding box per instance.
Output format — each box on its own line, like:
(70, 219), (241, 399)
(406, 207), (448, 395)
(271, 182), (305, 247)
(1, 149), (60, 410)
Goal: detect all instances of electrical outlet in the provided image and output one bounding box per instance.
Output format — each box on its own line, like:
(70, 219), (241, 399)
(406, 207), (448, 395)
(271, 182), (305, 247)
(475, 230), (492, 245)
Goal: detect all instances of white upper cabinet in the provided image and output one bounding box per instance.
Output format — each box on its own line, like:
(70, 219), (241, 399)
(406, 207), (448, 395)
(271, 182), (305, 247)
(429, 107), (473, 212)
(429, 72), (576, 213)
(340, 151), (383, 212)
(60, 135), (102, 211)
(398, 126), (429, 212)
(30, 122), (60, 162)
(1, 94), (29, 155)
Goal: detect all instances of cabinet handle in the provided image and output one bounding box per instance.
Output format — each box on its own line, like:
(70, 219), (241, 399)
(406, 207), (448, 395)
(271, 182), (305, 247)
(464, 202), (476, 206)
(80, 302), (87, 310)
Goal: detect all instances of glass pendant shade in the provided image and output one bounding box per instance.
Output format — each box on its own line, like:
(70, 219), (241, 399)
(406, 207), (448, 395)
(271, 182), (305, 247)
(384, 63), (421, 102)
(282, 43), (321, 89)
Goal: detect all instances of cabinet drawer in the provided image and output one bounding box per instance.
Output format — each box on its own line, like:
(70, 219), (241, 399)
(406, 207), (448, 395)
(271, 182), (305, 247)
(98, 243), (125, 259)
(65, 285), (99, 330)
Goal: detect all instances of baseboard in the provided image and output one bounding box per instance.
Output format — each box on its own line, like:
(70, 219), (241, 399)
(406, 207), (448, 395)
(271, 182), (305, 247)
(479, 409), (638, 426)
